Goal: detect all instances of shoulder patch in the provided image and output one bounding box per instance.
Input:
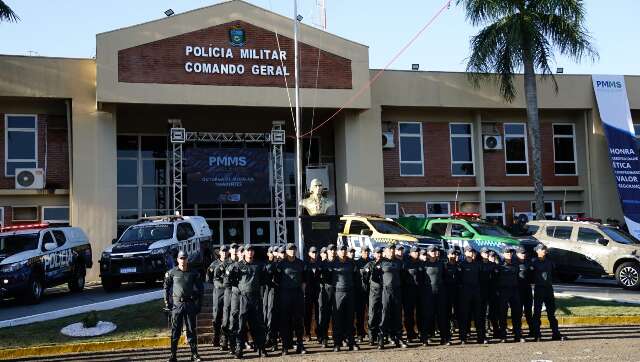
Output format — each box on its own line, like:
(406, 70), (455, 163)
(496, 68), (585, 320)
(165, 271), (170, 278)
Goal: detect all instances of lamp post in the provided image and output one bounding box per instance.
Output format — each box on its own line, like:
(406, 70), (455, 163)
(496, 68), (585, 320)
(293, 0), (304, 258)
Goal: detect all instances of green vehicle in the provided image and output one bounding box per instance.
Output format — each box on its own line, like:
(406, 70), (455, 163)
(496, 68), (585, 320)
(397, 213), (536, 256)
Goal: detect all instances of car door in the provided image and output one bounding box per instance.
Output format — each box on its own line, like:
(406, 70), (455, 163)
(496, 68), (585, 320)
(575, 227), (608, 276)
(177, 222), (199, 259)
(345, 220), (371, 254)
(542, 224), (579, 274)
(40, 231), (69, 285)
(447, 222), (474, 250)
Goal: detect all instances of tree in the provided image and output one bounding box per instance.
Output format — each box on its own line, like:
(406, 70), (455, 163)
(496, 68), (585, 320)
(0, 1), (19, 22)
(458, 0), (597, 220)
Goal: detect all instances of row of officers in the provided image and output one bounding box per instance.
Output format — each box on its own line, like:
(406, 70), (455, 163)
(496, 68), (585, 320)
(163, 242), (566, 361)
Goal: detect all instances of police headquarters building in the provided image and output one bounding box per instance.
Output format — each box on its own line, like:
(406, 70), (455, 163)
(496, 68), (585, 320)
(0, 0), (639, 280)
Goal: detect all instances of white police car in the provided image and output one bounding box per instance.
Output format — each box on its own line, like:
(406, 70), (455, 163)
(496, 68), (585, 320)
(0, 224), (93, 304)
(99, 215), (212, 292)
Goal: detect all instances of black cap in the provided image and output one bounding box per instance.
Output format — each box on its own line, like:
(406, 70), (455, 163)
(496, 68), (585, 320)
(503, 247), (515, 254)
(535, 243), (547, 251)
(267, 246), (273, 253)
(464, 245), (474, 252)
(480, 247), (489, 253)
(277, 246), (285, 253)
(397, 244), (405, 250)
(245, 244), (255, 251)
(220, 245), (229, 252)
(361, 246), (371, 252)
(327, 244), (337, 251)
(286, 243), (297, 250)
(427, 244), (438, 252)
(320, 247), (327, 253)
(419, 249), (428, 255)
(177, 250), (188, 259)
(230, 243), (238, 249)
(385, 244), (396, 250)
(516, 246), (527, 254)
(374, 246), (384, 253)
(448, 248), (460, 256)
(489, 250), (498, 257)
(309, 246), (317, 253)
(339, 244), (348, 251)
(237, 245), (245, 252)
(410, 246), (420, 253)
(348, 247), (356, 252)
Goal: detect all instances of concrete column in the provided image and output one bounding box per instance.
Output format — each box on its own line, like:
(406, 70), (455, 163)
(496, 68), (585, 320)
(334, 107), (385, 215)
(474, 112), (486, 218)
(70, 103), (117, 281)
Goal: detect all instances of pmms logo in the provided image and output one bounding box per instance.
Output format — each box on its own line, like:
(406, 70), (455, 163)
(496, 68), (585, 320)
(209, 155), (248, 167)
(596, 80), (623, 89)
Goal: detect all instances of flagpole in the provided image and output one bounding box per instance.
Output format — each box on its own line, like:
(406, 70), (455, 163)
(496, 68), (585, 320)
(293, 0), (304, 258)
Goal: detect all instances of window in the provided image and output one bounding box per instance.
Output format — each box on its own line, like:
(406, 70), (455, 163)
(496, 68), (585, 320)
(504, 123), (528, 175)
(527, 224), (540, 235)
(52, 230), (66, 247)
(485, 202), (505, 225)
(531, 201), (555, 219)
(553, 124), (577, 175)
(398, 122), (424, 176)
(42, 206), (69, 224)
(546, 225), (573, 240)
(41, 232), (55, 251)
(0, 207), (4, 228)
(384, 203), (399, 218)
(5, 115), (37, 176)
(430, 222), (448, 236)
(12, 206), (38, 222)
(577, 228), (601, 243)
(635, 124), (640, 138)
(348, 221), (369, 235)
(451, 223), (470, 237)
(427, 202), (450, 217)
(449, 123), (474, 176)
(177, 223), (195, 241)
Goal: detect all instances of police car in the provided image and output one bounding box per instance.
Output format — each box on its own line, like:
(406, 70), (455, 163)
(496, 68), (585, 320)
(0, 223), (93, 304)
(99, 215), (212, 292)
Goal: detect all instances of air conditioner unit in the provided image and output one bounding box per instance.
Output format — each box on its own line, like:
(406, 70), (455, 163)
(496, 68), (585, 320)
(15, 168), (44, 190)
(382, 132), (395, 148)
(483, 135), (503, 150)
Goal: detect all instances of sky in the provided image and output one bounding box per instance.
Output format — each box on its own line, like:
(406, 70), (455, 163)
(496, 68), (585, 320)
(0, 0), (638, 75)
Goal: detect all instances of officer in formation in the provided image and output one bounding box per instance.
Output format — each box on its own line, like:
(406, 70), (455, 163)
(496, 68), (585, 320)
(164, 250), (203, 362)
(530, 243), (566, 341)
(205, 246), (229, 349)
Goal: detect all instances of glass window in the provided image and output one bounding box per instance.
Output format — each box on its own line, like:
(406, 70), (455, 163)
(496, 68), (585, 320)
(369, 220), (409, 234)
(142, 186), (168, 210)
(398, 122), (424, 176)
(531, 201), (555, 219)
(577, 228), (601, 243)
(348, 221), (369, 235)
(450, 223), (469, 237)
(384, 203), (399, 218)
(634, 124), (640, 138)
(546, 225), (573, 240)
(601, 226), (640, 245)
(120, 224), (174, 243)
(117, 159), (138, 185)
(41, 232), (54, 250)
(52, 230), (66, 247)
(117, 186), (138, 210)
(450, 123), (474, 176)
(430, 222), (448, 236)
(117, 136), (138, 158)
(504, 123), (528, 175)
(0, 234), (39, 254)
(142, 159), (167, 185)
(12, 206), (38, 221)
(485, 202), (505, 225)
(553, 124), (577, 175)
(42, 207), (69, 223)
(5, 115), (37, 176)
(427, 202), (450, 217)
(140, 136), (168, 158)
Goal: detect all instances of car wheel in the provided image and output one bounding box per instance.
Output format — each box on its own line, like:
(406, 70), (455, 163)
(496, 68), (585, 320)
(68, 265), (86, 293)
(101, 276), (121, 292)
(23, 277), (44, 304)
(616, 262), (640, 290)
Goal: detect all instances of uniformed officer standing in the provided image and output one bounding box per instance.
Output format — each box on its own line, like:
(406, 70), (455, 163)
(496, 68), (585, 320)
(495, 247), (524, 343)
(228, 245), (268, 359)
(362, 246), (384, 345)
(479, 247), (497, 340)
(263, 246), (279, 351)
(222, 243), (239, 353)
(164, 250), (203, 362)
(304, 246), (320, 342)
(329, 244), (360, 352)
(206, 245), (229, 349)
(354, 246), (370, 343)
(228, 245), (245, 354)
(318, 244), (337, 348)
(531, 243), (566, 342)
(458, 246), (486, 344)
(424, 245), (450, 345)
(276, 243), (308, 355)
(378, 244), (408, 349)
(516, 246), (534, 336)
(443, 249), (461, 335)
(402, 246), (425, 343)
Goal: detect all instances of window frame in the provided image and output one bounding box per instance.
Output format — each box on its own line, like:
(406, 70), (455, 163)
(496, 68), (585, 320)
(503, 122), (529, 176)
(0, 207), (4, 228)
(485, 201), (506, 225)
(634, 123), (640, 138)
(398, 122), (424, 177)
(384, 202), (399, 218)
(531, 201), (556, 219)
(12, 206), (39, 222)
(4, 114), (38, 177)
(577, 227), (603, 244)
(42, 206), (70, 224)
(426, 202), (451, 217)
(449, 122), (475, 177)
(552, 123), (578, 176)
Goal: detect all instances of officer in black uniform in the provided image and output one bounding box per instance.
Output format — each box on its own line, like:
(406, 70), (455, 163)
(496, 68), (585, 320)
(516, 246), (534, 337)
(487, 250), (501, 338)
(222, 243), (239, 353)
(379, 244), (408, 349)
(495, 247), (524, 343)
(276, 243), (308, 355)
(164, 250), (203, 362)
(458, 246), (486, 344)
(228, 245), (268, 359)
(479, 247), (497, 340)
(304, 246), (320, 342)
(531, 243), (566, 342)
(263, 246), (279, 351)
(362, 246), (383, 345)
(354, 246), (370, 343)
(443, 248), (461, 336)
(425, 244), (450, 345)
(329, 244), (360, 352)
(206, 245), (229, 349)
(228, 245), (245, 354)
(402, 245), (425, 343)
(318, 244), (337, 348)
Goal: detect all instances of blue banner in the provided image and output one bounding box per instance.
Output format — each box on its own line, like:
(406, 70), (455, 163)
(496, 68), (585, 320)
(592, 75), (640, 238)
(184, 148), (270, 204)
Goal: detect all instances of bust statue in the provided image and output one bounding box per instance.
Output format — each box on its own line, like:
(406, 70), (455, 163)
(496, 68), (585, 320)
(300, 178), (333, 216)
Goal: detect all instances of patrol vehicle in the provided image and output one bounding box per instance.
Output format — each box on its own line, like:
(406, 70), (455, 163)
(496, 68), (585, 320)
(528, 219), (640, 289)
(337, 214), (446, 254)
(0, 223), (93, 304)
(99, 215), (212, 292)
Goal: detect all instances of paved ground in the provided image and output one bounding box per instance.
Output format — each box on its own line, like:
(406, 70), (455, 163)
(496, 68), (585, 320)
(13, 324), (640, 361)
(554, 277), (640, 304)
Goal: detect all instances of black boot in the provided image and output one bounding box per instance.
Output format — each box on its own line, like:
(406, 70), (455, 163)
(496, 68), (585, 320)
(296, 341), (307, 354)
(235, 348), (243, 360)
(258, 347), (269, 357)
(378, 334), (385, 350)
(190, 344), (202, 362)
(168, 340), (178, 362)
(167, 355), (177, 362)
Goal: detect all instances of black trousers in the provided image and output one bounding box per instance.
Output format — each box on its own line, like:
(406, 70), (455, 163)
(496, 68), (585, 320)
(222, 287), (233, 345)
(497, 287), (522, 340)
(212, 286), (225, 345)
(354, 287), (367, 338)
(237, 292), (266, 350)
(279, 287), (305, 349)
(304, 285), (320, 338)
(333, 289), (355, 346)
(488, 288), (500, 334)
(368, 286), (382, 339)
(379, 286), (402, 339)
(402, 286), (418, 339)
(518, 283), (534, 333)
(229, 288), (241, 348)
(458, 286), (485, 342)
(263, 286), (278, 342)
(426, 290), (449, 342)
(532, 285), (560, 338)
(445, 284), (459, 331)
(318, 285), (335, 341)
(170, 302), (198, 356)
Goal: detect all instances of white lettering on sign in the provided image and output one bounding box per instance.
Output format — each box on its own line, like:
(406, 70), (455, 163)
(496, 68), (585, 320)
(209, 156), (248, 167)
(183, 45), (289, 78)
(43, 248), (73, 271)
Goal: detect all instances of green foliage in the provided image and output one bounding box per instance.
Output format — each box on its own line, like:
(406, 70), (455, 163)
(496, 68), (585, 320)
(0, 1), (19, 22)
(81, 310), (99, 329)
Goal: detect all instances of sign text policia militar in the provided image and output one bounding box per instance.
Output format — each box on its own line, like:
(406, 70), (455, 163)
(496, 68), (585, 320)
(184, 45), (290, 77)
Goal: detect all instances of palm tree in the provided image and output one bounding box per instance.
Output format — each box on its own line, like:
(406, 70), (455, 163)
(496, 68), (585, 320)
(0, 1), (19, 22)
(458, 0), (597, 220)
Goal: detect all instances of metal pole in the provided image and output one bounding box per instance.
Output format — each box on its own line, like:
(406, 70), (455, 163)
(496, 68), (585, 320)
(294, 0), (304, 259)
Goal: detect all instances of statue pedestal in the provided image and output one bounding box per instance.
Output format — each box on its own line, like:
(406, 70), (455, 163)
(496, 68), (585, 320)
(301, 215), (341, 252)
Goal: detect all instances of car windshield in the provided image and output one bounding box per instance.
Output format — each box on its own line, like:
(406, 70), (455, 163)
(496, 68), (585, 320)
(370, 220), (410, 234)
(601, 226), (640, 245)
(0, 234), (39, 255)
(119, 224), (174, 243)
(470, 223), (512, 237)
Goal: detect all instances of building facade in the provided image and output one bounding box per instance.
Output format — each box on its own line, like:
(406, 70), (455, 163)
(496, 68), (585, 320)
(0, 0), (638, 280)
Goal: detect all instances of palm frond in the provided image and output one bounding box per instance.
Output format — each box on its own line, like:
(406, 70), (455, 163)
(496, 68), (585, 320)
(0, 0), (19, 22)
(456, 0), (520, 26)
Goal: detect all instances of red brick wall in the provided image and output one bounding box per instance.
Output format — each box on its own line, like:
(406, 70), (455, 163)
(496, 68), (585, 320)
(118, 20), (352, 89)
(0, 113), (69, 190)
